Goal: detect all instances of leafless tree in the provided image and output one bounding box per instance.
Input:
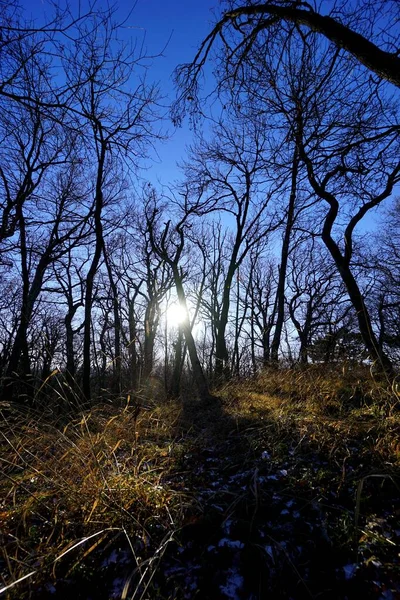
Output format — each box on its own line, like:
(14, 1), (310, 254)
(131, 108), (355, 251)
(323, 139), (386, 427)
(173, 0), (400, 123)
(2, 147), (90, 400)
(184, 116), (280, 379)
(174, 4), (400, 375)
(60, 12), (161, 400)
(145, 192), (216, 403)
(286, 239), (349, 363)
(240, 246), (276, 369)
(52, 249), (87, 391)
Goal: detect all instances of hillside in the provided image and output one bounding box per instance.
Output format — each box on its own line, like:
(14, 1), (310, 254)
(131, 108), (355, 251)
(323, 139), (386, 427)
(1, 366), (399, 599)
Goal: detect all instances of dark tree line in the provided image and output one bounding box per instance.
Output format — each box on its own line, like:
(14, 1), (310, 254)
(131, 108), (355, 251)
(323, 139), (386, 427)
(174, 0), (400, 380)
(0, 0), (399, 406)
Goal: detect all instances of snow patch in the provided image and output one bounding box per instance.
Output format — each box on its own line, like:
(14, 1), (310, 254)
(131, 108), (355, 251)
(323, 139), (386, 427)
(220, 569), (244, 599)
(343, 563), (358, 580)
(218, 538), (245, 549)
(264, 545), (274, 559)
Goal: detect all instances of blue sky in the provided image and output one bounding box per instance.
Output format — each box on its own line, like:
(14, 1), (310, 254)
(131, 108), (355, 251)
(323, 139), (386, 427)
(18, 0), (395, 234)
(121, 0), (220, 184)
(22, 0), (220, 186)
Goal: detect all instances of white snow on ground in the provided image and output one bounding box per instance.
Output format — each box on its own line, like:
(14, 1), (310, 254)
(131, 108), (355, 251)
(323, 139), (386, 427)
(218, 538), (245, 549)
(220, 568), (244, 599)
(264, 545), (274, 560)
(343, 563), (358, 579)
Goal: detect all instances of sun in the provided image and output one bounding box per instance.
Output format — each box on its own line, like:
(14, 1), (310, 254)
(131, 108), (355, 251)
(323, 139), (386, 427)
(167, 303), (187, 327)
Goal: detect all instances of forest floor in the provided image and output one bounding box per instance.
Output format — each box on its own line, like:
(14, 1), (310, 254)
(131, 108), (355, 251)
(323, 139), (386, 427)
(1, 366), (400, 599)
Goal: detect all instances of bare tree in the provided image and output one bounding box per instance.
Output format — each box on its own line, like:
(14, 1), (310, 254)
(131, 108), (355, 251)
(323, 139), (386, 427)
(195, 221), (228, 376)
(173, 0), (400, 123)
(174, 5), (400, 375)
(145, 194), (215, 403)
(0, 0), (106, 117)
(1, 140), (90, 400)
(367, 201), (400, 361)
(112, 203), (175, 390)
(286, 240), (348, 364)
(241, 246), (276, 369)
(52, 249), (87, 391)
(295, 82), (400, 373)
(60, 12), (161, 401)
(184, 117), (279, 379)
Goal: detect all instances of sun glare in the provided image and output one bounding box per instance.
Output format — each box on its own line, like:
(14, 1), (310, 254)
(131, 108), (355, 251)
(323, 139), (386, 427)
(167, 303), (187, 327)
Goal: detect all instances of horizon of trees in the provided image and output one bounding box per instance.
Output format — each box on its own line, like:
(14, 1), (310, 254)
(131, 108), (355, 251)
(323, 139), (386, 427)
(0, 0), (399, 406)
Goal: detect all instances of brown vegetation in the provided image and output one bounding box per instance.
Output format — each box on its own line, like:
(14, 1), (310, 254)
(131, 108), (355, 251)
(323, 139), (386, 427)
(1, 365), (399, 598)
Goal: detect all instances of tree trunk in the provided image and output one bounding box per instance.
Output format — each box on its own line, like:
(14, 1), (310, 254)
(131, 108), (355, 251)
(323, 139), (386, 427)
(82, 148), (106, 402)
(104, 252), (122, 395)
(4, 234), (50, 400)
(215, 256), (239, 380)
(323, 234), (393, 376)
(65, 309), (77, 386)
(168, 326), (183, 398)
(128, 298), (139, 391)
(173, 267), (214, 402)
(271, 143), (300, 362)
(232, 270), (241, 377)
(143, 299), (159, 380)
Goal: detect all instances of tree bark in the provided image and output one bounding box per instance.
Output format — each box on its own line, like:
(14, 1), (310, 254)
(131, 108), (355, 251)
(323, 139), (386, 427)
(128, 297), (139, 391)
(271, 143), (299, 362)
(215, 236), (242, 380)
(104, 251), (122, 395)
(82, 147), (106, 402)
(223, 3), (400, 89)
(168, 326), (184, 399)
(173, 267), (214, 403)
(143, 299), (159, 380)
(323, 233), (393, 375)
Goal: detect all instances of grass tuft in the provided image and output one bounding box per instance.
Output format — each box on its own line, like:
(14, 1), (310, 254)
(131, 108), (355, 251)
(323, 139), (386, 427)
(0, 365), (399, 598)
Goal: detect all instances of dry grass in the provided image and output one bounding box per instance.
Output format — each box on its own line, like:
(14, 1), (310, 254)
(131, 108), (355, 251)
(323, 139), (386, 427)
(0, 364), (399, 598)
(221, 364), (400, 463)
(0, 398), (190, 597)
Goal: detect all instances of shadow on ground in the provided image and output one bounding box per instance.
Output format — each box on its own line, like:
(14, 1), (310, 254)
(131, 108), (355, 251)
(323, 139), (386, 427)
(5, 389), (400, 600)
(149, 395), (400, 600)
